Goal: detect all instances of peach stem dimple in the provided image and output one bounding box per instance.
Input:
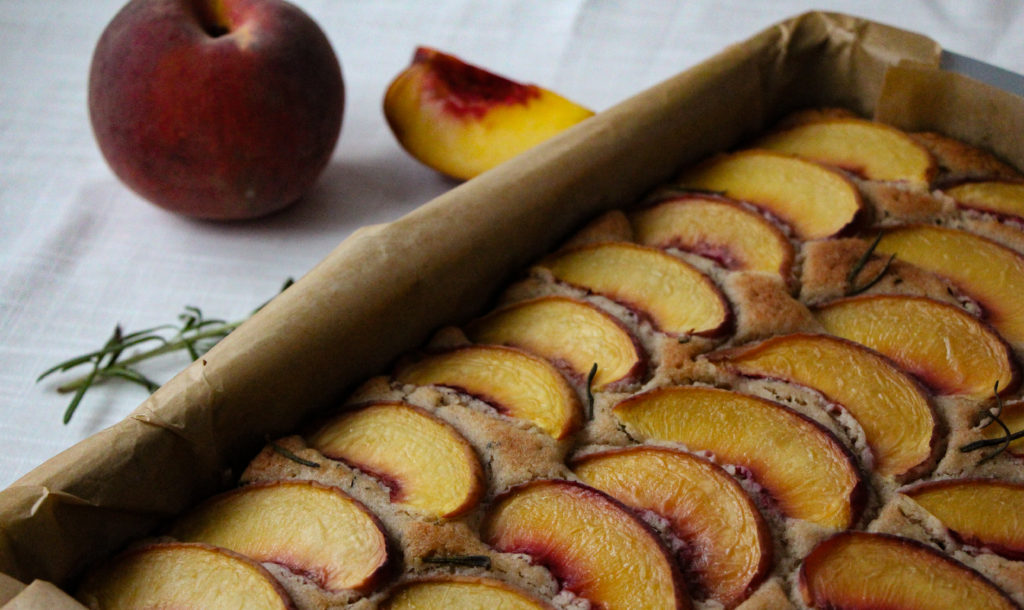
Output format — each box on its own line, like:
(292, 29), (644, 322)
(189, 0), (231, 37)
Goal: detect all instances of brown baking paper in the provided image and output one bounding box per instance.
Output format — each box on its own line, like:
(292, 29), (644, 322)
(4, 9), (1021, 606)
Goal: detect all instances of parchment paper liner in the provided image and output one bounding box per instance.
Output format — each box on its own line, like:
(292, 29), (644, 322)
(2, 10), (1021, 606)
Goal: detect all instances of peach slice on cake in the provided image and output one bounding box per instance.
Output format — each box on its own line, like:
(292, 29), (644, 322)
(169, 480), (389, 592)
(901, 478), (1024, 560)
(630, 194), (794, 277)
(572, 446), (771, 607)
(482, 479), (689, 610)
(466, 296), (645, 389)
(944, 180), (1024, 220)
(77, 542), (295, 609)
(755, 117), (936, 186)
(381, 576), (554, 609)
(394, 345), (582, 439)
(799, 531), (1018, 609)
(675, 149), (862, 239)
(306, 401), (484, 518)
(709, 333), (938, 480)
(875, 224), (1024, 346)
(383, 46), (594, 180)
(812, 295), (1018, 398)
(613, 386), (864, 529)
(539, 242), (731, 337)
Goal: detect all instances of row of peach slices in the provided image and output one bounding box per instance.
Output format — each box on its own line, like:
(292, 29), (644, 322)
(76, 113), (1024, 609)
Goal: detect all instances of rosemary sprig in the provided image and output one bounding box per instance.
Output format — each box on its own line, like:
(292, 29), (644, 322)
(586, 363), (598, 419)
(39, 279), (293, 424)
(270, 441), (321, 469)
(422, 555), (492, 569)
(960, 382), (1022, 463)
(847, 232), (896, 295)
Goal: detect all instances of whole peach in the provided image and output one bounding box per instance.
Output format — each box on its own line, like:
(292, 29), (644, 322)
(88, 0), (344, 220)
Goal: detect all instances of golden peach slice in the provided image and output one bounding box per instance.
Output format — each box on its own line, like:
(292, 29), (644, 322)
(381, 576), (554, 609)
(630, 194), (794, 276)
(169, 480), (389, 592)
(901, 478), (1024, 560)
(756, 117), (936, 186)
(875, 224), (1024, 346)
(539, 242), (731, 337)
(813, 295), (1018, 398)
(613, 386), (864, 529)
(981, 400), (1024, 457)
(710, 333), (938, 479)
(394, 345), (582, 439)
(944, 180), (1024, 220)
(466, 296), (645, 389)
(77, 542), (295, 610)
(307, 402), (484, 518)
(482, 479), (690, 610)
(572, 446), (771, 608)
(799, 531), (1018, 609)
(383, 46), (594, 180)
(676, 150), (862, 239)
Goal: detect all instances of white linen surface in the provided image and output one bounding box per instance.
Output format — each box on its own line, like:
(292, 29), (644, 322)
(2, 0), (1023, 489)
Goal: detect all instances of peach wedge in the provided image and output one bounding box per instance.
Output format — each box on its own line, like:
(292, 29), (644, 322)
(613, 386), (864, 529)
(675, 149), (862, 239)
(384, 46), (594, 180)
(813, 295), (1018, 398)
(875, 224), (1024, 346)
(944, 179), (1024, 221)
(539, 242), (731, 337)
(381, 577), (554, 609)
(169, 480), (389, 592)
(756, 117), (936, 186)
(572, 446), (771, 607)
(77, 542), (294, 610)
(394, 345), (582, 439)
(482, 479), (689, 610)
(799, 532), (1018, 609)
(307, 401), (484, 518)
(466, 296), (645, 389)
(630, 194), (794, 276)
(710, 333), (938, 480)
(901, 478), (1024, 560)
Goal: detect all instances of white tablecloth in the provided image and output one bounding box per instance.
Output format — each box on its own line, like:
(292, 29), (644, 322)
(2, 0), (1023, 489)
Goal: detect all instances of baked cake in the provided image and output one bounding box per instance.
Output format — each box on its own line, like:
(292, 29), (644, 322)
(76, 108), (1024, 609)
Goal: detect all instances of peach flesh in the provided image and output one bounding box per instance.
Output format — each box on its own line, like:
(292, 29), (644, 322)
(902, 479), (1024, 559)
(630, 194), (794, 276)
(944, 180), (1024, 220)
(756, 117), (936, 185)
(169, 480), (388, 591)
(394, 345), (582, 439)
(383, 47), (593, 180)
(711, 333), (937, 479)
(307, 402), (484, 518)
(982, 400), (1024, 456)
(613, 386), (864, 529)
(76, 542), (294, 609)
(466, 296), (645, 389)
(572, 446), (771, 607)
(676, 150), (862, 239)
(540, 242), (731, 337)
(483, 479), (689, 610)
(875, 224), (1024, 346)
(800, 532), (1018, 610)
(381, 577), (553, 609)
(813, 295), (1018, 398)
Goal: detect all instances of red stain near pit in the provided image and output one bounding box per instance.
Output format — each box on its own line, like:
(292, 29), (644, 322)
(415, 47), (540, 119)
